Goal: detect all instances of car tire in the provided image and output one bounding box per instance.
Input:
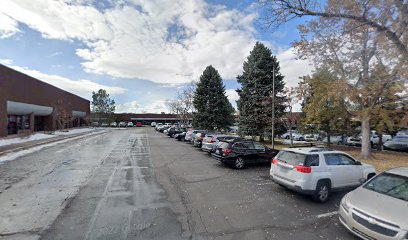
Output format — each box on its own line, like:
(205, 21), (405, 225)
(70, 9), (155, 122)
(285, 136), (290, 139)
(313, 181), (331, 203)
(234, 157), (245, 169)
(299, 137), (304, 141)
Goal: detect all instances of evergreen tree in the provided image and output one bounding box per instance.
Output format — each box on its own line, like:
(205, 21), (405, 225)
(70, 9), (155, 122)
(237, 42), (286, 139)
(193, 66), (234, 130)
(91, 89), (116, 123)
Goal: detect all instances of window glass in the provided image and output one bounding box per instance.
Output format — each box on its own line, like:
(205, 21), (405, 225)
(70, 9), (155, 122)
(243, 142), (255, 149)
(324, 154), (342, 165)
(364, 173), (408, 201)
(304, 155), (319, 166)
(253, 142), (265, 150)
(325, 154), (355, 165)
(233, 142), (249, 149)
(339, 155), (356, 165)
(276, 151), (307, 166)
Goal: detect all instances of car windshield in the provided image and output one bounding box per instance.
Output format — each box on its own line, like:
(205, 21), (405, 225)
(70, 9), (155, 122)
(276, 151), (307, 166)
(364, 173), (408, 201)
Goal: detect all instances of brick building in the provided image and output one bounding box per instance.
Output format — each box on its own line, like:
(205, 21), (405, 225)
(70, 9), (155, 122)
(0, 64), (90, 138)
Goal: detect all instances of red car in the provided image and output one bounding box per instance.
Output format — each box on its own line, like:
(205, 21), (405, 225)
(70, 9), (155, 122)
(136, 122), (143, 127)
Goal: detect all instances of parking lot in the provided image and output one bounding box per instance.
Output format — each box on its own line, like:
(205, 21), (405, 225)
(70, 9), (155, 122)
(0, 127), (359, 239)
(146, 127), (357, 239)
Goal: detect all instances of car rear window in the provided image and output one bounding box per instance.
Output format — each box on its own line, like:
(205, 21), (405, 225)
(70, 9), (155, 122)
(217, 142), (230, 149)
(276, 151), (319, 166)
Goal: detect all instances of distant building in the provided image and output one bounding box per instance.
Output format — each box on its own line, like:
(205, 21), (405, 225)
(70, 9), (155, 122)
(90, 113), (191, 125)
(0, 64), (90, 138)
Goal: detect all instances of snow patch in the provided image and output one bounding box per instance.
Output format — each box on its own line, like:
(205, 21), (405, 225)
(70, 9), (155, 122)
(0, 131), (103, 164)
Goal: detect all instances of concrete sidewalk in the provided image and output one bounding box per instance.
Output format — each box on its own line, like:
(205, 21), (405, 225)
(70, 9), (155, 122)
(0, 129), (105, 157)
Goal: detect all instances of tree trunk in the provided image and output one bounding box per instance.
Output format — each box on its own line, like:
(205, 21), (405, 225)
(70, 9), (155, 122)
(361, 116), (372, 159)
(377, 133), (383, 151)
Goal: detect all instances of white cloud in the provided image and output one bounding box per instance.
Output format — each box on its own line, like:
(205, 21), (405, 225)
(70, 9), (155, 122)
(115, 100), (168, 113)
(115, 100), (140, 113)
(0, 13), (20, 38)
(0, 0), (257, 84)
(277, 47), (314, 87)
(2, 63), (126, 99)
(225, 89), (239, 101)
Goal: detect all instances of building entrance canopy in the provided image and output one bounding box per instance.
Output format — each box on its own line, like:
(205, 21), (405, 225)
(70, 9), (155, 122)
(7, 101), (53, 116)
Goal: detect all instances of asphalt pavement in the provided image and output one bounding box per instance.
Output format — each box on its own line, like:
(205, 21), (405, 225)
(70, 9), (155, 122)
(0, 127), (358, 240)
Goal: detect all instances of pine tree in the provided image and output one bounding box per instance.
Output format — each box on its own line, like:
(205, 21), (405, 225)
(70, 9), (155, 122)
(193, 66), (234, 130)
(237, 42), (286, 139)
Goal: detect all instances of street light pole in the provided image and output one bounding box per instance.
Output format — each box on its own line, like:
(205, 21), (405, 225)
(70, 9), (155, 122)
(272, 66), (275, 149)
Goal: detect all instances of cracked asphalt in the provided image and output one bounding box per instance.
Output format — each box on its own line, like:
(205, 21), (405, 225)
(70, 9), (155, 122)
(0, 127), (358, 239)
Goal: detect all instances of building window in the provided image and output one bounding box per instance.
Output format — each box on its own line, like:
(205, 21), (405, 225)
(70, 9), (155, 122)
(7, 114), (30, 135)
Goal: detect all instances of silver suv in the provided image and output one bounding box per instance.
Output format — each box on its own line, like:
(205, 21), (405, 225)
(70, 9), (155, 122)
(270, 148), (376, 202)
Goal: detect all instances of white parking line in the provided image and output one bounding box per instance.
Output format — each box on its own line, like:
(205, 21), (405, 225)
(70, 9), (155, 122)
(317, 211), (338, 218)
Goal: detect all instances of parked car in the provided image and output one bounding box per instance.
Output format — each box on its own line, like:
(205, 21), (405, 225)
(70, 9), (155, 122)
(118, 121), (127, 127)
(155, 123), (163, 131)
(396, 130), (408, 136)
(383, 136), (408, 152)
(281, 131), (305, 141)
(270, 148), (376, 202)
(347, 131), (392, 147)
(192, 132), (207, 147)
(174, 132), (186, 141)
(185, 130), (206, 143)
(322, 135), (346, 145)
(304, 133), (322, 142)
(110, 122), (117, 127)
(151, 122), (157, 127)
(127, 122), (134, 127)
(338, 167), (408, 240)
(211, 140), (278, 169)
(167, 127), (187, 137)
(100, 123), (109, 127)
(91, 122), (100, 127)
(158, 125), (171, 133)
(136, 122), (143, 127)
(202, 135), (242, 155)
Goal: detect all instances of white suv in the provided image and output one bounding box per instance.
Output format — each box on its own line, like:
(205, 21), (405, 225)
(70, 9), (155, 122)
(270, 148), (376, 202)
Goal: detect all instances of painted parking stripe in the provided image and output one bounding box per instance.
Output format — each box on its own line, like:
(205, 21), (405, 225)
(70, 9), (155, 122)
(317, 211), (339, 218)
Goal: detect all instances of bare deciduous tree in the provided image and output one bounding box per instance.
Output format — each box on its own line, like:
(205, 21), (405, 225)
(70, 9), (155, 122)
(166, 82), (196, 124)
(259, 0), (408, 61)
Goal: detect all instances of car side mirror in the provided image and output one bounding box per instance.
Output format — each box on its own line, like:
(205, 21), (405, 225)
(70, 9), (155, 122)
(355, 161), (362, 165)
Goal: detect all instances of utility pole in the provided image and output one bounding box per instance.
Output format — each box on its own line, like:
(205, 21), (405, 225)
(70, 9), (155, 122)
(271, 66), (275, 149)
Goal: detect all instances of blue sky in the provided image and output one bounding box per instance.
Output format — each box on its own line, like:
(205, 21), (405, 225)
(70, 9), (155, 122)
(0, 0), (313, 113)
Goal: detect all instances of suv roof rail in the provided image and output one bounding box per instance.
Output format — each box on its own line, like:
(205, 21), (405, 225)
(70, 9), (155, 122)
(309, 148), (335, 152)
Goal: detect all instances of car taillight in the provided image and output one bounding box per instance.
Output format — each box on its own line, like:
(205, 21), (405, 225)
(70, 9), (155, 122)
(294, 165), (312, 173)
(209, 138), (216, 143)
(223, 148), (232, 154)
(272, 159), (278, 165)
(199, 136), (204, 141)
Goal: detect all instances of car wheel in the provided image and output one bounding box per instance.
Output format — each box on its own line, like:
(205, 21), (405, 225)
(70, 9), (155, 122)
(299, 137), (304, 141)
(285, 136), (290, 139)
(171, 134), (175, 138)
(234, 157), (245, 169)
(313, 181), (331, 203)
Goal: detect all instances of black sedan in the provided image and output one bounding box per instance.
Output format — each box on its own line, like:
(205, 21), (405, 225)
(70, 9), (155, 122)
(211, 140), (278, 169)
(167, 127), (187, 138)
(174, 132), (186, 141)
